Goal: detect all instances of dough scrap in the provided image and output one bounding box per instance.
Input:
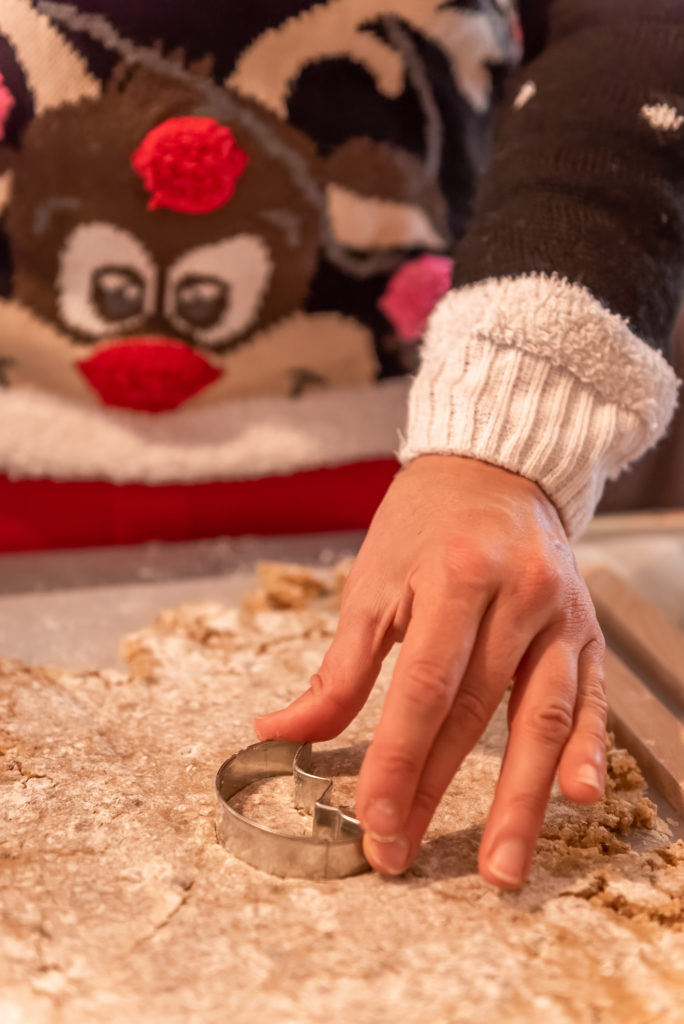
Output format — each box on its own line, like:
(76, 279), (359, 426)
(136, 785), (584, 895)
(242, 557), (354, 611)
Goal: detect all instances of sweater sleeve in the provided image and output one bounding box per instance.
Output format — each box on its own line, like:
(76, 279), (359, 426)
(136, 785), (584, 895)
(400, 0), (682, 538)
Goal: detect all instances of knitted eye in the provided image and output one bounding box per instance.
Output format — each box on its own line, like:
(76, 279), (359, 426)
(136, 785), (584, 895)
(92, 266), (146, 322)
(57, 222), (157, 338)
(164, 235), (273, 348)
(174, 275), (228, 329)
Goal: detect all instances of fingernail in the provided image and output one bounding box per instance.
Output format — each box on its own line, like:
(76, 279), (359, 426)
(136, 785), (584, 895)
(365, 834), (410, 876)
(253, 715), (275, 740)
(577, 763), (603, 793)
(488, 838), (527, 887)
(362, 798), (402, 839)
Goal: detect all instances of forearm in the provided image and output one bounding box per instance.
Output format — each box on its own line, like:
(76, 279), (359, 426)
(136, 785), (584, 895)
(402, 0), (682, 537)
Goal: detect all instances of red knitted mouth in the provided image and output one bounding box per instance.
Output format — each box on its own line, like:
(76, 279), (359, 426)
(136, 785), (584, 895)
(78, 338), (223, 413)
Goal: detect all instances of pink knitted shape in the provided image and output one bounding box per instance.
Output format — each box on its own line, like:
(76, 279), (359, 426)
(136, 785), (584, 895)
(0, 74), (15, 141)
(378, 254), (454, 341)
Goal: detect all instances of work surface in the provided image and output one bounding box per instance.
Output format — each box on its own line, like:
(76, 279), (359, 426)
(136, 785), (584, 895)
(1, 514), (684, 1023)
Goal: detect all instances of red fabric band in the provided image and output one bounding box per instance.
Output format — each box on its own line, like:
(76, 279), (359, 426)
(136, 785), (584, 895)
(0, 460), (399, 552)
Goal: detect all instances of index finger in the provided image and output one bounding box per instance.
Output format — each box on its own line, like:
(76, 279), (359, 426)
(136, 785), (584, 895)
(254, 598), (392, 742)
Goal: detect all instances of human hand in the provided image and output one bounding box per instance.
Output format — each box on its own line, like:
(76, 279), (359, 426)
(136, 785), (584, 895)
(255, 455), (607, 888)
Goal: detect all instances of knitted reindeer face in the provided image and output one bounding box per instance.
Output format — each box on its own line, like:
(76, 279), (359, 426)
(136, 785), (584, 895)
(3, 68), (329, 410)
(0, 0), (519, 413)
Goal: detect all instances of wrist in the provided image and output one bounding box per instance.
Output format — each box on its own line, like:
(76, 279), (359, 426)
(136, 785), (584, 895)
(403, 453), (563, 527)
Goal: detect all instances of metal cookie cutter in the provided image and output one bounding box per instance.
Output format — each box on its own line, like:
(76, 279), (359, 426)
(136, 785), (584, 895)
(215, 740), (370, 880)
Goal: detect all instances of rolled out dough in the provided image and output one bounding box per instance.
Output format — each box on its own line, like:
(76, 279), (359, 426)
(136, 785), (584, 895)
(2, 583), (683, 1024)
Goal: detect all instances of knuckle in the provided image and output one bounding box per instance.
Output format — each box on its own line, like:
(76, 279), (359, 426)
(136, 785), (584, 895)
(370, 743), (422, 781)
(338, 597), (384, 641)
(504, 789), (547, 821)
(548, 585), (601, 642)
(402, 659), (456, 712)
(519, 698), (574, 747)
(452, 686), (491, 733)
(580, 675), (609, 733)
(584, 633), (606, 660)
(563, 585), (596, 627)
(411, 785), (443, 822)
(580, 714), (608, 747)
(521, 557), (562, 603)
(308, 671), (354, 716)
(440, 541), (467, 579)
(562, 600), (589, 633)
(516, 557), (565, 610)
(442, 540), (498, 586)
(583, 688), (608, 725)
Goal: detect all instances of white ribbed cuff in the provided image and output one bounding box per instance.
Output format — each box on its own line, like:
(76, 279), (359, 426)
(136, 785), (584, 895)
(399, 274), (680, 538)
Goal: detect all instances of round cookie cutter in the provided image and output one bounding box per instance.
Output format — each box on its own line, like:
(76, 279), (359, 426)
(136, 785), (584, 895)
(215, 740), (370, 880)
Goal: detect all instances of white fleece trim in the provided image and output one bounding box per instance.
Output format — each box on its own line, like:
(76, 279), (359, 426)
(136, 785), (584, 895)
(0, 377), (408, 484)
(400, 274), (680, 538)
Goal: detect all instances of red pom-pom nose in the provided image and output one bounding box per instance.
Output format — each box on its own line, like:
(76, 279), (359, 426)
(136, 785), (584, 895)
(131, 116), (248, 214)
